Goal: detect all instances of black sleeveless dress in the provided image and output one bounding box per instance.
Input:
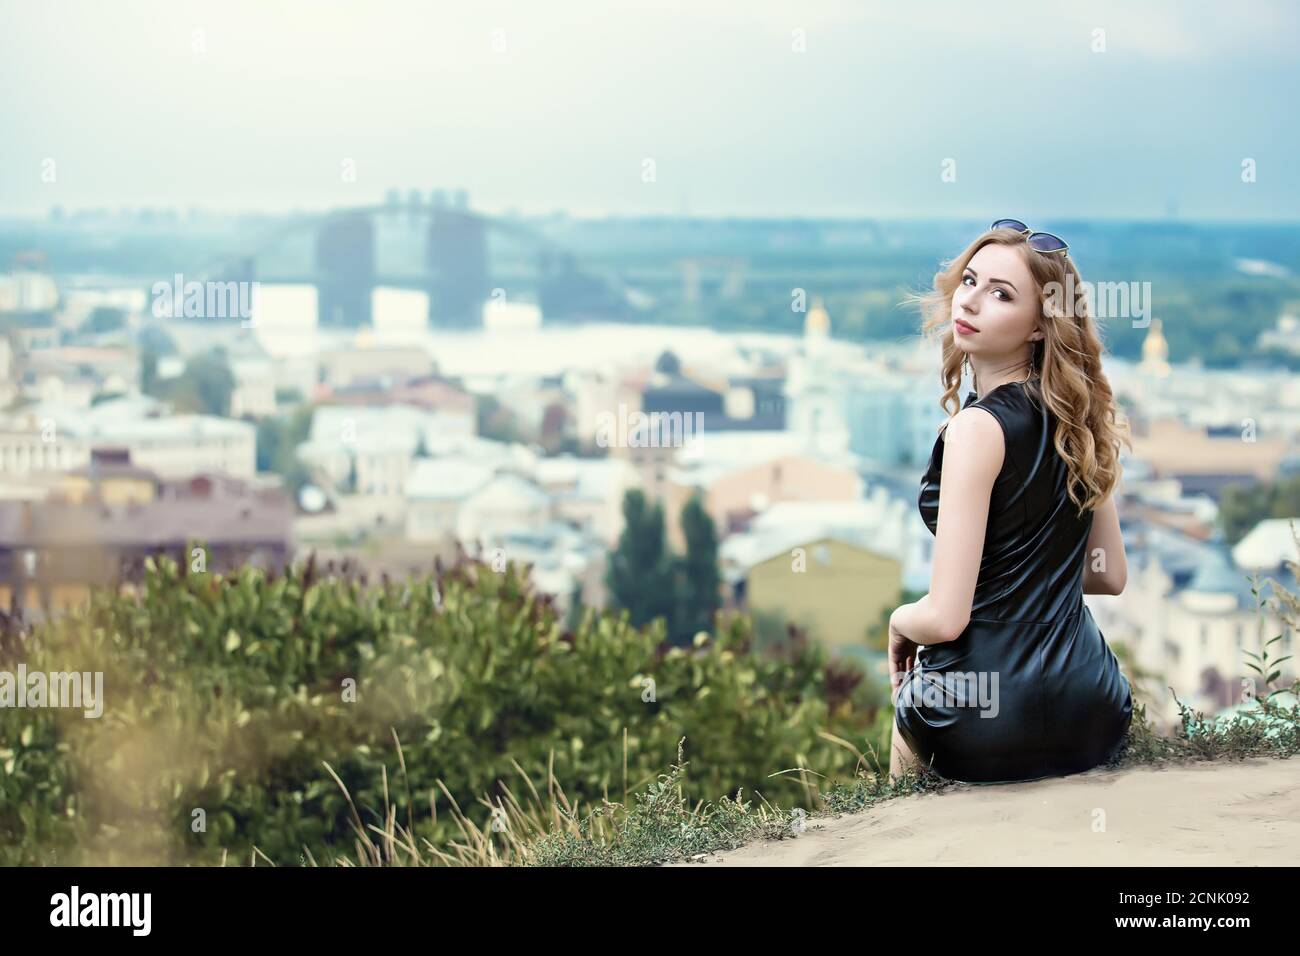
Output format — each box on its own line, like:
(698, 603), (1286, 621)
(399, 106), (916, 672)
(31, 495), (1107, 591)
(895, 379), (1133, 783)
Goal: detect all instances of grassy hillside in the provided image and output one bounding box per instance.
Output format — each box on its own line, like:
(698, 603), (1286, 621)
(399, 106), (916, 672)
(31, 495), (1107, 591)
(0, 551), (885, 865)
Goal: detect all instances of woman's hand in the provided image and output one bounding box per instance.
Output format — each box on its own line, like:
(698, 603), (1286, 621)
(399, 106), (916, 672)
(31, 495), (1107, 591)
(888, 608), (919, 691)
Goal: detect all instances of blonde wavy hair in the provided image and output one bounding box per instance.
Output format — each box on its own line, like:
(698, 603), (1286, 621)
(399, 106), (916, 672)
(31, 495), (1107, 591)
(911, 227), (1133, 517)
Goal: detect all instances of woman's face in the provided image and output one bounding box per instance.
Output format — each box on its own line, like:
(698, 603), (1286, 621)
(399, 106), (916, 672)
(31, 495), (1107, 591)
(951, 242), (1042, 358)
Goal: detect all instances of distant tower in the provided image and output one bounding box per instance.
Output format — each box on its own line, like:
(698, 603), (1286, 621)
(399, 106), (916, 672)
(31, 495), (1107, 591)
(804, 295), (831, 353)
(406, 189), (425, 225)
(1139, 317), (1171, 378)
(426, 205), (488, 328)
(786, 296), (848, 455)
(315, 213), (374, 328)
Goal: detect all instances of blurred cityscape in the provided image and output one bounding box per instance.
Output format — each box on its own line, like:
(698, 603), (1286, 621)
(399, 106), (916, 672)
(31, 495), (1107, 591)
(2, 196), (1299, 731)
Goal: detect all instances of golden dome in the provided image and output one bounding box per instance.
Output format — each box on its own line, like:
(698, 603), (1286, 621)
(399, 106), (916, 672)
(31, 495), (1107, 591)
(1142, 318), (1168, 359)
(805, 296), (830, 337)
(1140, 318), (1170, 377)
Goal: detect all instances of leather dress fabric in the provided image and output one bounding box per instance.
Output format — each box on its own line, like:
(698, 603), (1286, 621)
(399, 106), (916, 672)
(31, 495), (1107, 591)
(895, 380), (1133, 783)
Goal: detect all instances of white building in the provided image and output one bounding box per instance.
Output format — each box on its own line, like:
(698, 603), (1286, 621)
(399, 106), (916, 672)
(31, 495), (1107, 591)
(1088, 523), (1297, 730)
(403, 450), (614, 614)
(720, 490), (912, 588)
(0, 269), (58, 314)
(0, 402), (255, 479)
(404, 457), (497, 543)
(492, 521), (606, 617)
(318, 340), (434, 390)
(20, 346), (140, 408)
(534, 455), (638, 546)
(784, 297), (851, 457)
(456, 473), (552, 554)
(0, 337), (13, 407)
(1233, 518), (1300, 571)
(297, 404), (466, 497)
(229, 355), (278, 418)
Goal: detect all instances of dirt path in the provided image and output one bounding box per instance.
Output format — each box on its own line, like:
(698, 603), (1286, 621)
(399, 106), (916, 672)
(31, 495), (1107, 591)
(672, 758), (1300, 866)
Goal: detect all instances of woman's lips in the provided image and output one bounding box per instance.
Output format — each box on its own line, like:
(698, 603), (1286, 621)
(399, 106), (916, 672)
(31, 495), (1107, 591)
(954, 318), (979, 335)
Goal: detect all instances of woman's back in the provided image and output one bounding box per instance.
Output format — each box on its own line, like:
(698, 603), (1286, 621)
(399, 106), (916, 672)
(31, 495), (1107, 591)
(900, 379), (1133, 783)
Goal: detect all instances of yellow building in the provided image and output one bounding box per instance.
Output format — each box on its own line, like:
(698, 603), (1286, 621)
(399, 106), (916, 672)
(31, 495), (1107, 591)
(58, 472), (156, 506)
(0, 453), (293, 623)
(735, 534), (901, 650)
(56, 445), (159, 505)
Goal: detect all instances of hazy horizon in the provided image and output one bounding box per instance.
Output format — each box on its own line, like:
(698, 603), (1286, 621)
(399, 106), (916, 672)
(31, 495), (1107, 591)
(3, 0), (1298, 221)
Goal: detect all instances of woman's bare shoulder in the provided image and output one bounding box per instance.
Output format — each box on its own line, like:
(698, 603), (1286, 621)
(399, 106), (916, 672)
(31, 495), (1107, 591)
(938, 405), (1005, 442)
(939, 408), (1006, 479)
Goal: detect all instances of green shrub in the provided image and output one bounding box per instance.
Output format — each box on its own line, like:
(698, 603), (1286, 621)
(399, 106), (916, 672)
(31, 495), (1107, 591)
(0, 552), (877, 865)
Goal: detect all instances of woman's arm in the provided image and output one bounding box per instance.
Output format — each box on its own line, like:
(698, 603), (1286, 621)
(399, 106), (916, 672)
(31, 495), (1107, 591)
(1082, 490), (1127, 595)
(892, 406), (1005, 645)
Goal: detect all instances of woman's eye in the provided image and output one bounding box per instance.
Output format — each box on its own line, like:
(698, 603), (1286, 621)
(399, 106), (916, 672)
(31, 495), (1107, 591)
(964, 274), (1009, 300)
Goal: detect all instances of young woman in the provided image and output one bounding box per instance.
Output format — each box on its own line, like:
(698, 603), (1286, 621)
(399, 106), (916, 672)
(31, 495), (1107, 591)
(889, 219), (1134, 784)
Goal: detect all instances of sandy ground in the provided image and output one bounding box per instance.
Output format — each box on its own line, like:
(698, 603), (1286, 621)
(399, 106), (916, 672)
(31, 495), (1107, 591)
(672, 758), (1300, 866)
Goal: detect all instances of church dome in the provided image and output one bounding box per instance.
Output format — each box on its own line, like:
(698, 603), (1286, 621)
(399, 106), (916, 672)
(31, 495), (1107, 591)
(805, 297), (830, 337)
(1139, 317), (1171, 377)
(654, 349), (681, 375)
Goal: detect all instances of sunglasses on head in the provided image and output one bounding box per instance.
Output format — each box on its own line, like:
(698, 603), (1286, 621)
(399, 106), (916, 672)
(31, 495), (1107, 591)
(991, 218), (1069, 256)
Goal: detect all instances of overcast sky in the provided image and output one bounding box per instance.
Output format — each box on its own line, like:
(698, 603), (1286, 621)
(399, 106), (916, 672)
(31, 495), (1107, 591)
(3, 0), (1297, 220)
